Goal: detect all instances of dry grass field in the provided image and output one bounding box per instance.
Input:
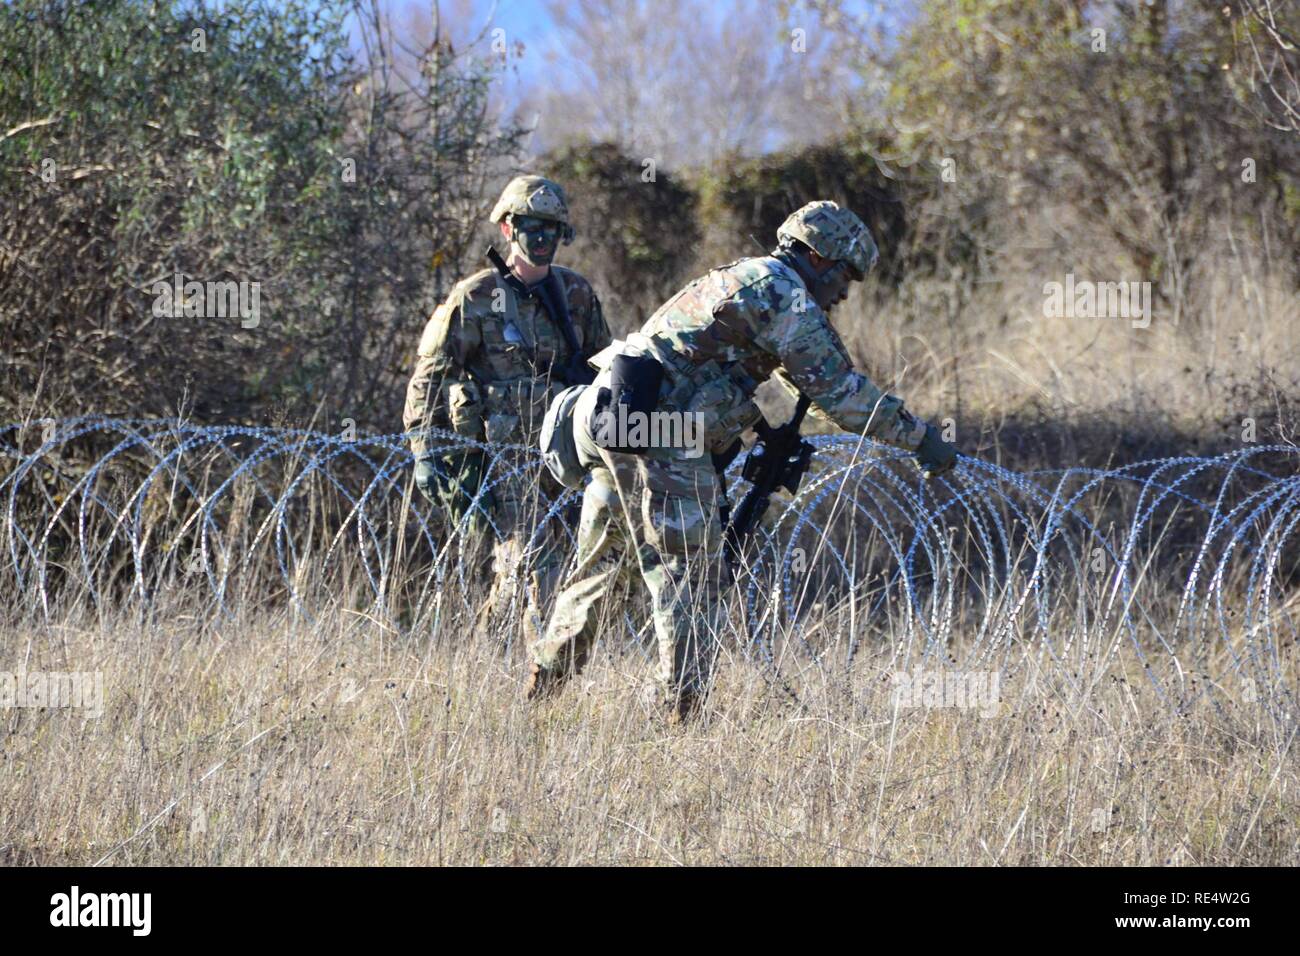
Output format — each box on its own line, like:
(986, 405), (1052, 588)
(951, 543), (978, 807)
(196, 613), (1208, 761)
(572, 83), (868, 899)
(3, 0), (1298, 872)
(2, 574), (1295, 866)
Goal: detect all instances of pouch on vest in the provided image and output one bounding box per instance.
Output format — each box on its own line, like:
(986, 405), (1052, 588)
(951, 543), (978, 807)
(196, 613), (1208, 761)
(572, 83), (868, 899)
(539, 384), (589, 490)
(590, 353), (665, 454)
(447, 381), (485, 439)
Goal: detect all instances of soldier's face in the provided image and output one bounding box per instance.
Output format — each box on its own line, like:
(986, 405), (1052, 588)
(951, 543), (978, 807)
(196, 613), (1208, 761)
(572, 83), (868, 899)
(813, 260), (854, 312)
(508, 215), (563, 266)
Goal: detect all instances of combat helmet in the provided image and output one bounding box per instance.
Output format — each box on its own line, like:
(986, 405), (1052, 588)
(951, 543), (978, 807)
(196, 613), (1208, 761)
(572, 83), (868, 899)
(776, 200), (878, 280)
(491, 175), (572, 232)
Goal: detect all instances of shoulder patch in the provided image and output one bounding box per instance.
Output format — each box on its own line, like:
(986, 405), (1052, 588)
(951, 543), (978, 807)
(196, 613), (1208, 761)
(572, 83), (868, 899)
(417, 302), (452, 356)
(455, 268), (514, 321)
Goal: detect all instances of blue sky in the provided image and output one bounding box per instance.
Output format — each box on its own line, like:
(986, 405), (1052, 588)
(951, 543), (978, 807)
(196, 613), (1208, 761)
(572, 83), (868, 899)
(357, 0), (909, 160)
(379, 0), (904, 82)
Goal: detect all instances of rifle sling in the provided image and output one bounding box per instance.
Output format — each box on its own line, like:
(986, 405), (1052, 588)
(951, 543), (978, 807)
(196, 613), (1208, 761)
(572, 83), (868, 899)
(536, 273), (583, 362)
(485, 245), (584, 365)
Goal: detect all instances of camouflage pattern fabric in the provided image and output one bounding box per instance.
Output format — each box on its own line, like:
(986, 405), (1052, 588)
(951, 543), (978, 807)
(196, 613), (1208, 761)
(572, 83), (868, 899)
(489, 174), (570, 226)
(638, 254), (926, 452)
(529, 447), (725, 703)
(404, 264), (611, 642)
(403, 265), (609, 456)
(776, 200), (879, 279)
(534, 252), (934, 705)
(484, 462), (572, 642)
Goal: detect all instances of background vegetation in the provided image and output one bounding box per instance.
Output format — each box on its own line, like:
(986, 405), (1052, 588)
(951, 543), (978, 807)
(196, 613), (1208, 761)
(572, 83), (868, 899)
(4, 0), (1296, 458)
(1, 0), (1297, 867)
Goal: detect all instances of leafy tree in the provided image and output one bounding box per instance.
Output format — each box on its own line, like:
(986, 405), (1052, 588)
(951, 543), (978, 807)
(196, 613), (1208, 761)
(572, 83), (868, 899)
(0, 0), (526, 429)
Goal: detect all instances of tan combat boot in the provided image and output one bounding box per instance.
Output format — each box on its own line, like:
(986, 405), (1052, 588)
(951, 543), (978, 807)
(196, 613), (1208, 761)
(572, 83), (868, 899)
(523, 646), (591, 703)
(523, 662), (553, 702)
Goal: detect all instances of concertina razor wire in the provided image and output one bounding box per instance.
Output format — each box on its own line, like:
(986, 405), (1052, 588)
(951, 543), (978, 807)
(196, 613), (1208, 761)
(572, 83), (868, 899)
(2, 417), (1297, 718)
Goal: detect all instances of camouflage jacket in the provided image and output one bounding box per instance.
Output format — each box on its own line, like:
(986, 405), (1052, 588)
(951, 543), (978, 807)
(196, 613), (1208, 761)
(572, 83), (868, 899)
(632, 255), (925, 453)
(404, 265), (611, 457)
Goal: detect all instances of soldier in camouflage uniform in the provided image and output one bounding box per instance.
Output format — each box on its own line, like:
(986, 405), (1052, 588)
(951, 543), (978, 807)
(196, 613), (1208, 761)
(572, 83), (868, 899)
(526, 201), (959, 722)
(404, 175), (611, 641)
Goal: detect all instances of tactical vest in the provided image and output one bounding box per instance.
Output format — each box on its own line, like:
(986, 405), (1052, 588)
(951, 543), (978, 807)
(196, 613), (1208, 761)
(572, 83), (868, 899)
(478, 272), (573, 444)
(588, 333), (764, 457)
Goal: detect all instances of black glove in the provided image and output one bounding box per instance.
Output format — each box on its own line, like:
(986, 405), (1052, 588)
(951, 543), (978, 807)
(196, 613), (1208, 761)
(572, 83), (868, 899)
(914, 423), (958, 479)
(711, 438), (743, 474)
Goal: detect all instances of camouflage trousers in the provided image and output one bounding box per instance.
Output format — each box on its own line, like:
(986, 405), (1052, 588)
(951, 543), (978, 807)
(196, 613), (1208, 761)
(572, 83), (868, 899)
(442, 457), (567, 647)
(487, 486), (568, 645)
(529, 445), (726, 702)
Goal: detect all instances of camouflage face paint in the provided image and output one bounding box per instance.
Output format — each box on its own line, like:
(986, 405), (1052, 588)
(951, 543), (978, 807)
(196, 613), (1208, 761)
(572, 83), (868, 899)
(510, 214), (563, 267)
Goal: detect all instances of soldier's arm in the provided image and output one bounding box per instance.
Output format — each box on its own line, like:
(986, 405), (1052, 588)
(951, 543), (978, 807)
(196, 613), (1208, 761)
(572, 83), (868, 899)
(587, 292), (612, 352)
(565, 273), (612, 352)
(753, 276), (925, 450)
(403, 291), (483, 458)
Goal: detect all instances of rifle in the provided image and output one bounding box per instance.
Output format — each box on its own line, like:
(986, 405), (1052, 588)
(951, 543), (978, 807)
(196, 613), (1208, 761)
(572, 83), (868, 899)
(486, 245), (594, 386)
(722, 392), (815, 562)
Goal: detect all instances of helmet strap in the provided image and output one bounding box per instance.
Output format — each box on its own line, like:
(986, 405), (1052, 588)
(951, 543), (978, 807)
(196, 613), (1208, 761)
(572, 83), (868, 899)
(774, 243), (820, 288)
(773, 242), (848, 311)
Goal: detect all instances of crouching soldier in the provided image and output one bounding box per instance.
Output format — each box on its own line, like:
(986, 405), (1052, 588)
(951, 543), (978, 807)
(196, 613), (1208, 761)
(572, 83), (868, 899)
(531, 201), (959, 722)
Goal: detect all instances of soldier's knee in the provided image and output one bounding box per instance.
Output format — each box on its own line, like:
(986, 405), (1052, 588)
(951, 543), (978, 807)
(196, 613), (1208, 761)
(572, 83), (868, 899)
(582, 476), (618, 517)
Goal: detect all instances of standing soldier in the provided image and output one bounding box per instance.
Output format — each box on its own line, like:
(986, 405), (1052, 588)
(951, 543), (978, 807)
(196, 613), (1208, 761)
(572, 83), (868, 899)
(529, 201), (959, 722)
(404, 175), (612, 641)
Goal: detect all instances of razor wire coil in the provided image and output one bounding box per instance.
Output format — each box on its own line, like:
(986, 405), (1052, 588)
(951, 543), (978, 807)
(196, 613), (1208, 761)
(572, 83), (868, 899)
(2, 417), (1297, 718)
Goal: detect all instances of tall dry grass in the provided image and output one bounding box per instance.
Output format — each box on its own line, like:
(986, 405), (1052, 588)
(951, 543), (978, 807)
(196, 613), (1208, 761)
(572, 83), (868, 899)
(833, 227), (1299, 465)
(1, 574), (1294, 866)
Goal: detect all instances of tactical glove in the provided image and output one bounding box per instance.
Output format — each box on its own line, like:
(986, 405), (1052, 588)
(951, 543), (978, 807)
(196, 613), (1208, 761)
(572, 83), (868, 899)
(415, 451), (494, 528)
(914, 423), (958, 479)
(413, 456), (439, 501)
